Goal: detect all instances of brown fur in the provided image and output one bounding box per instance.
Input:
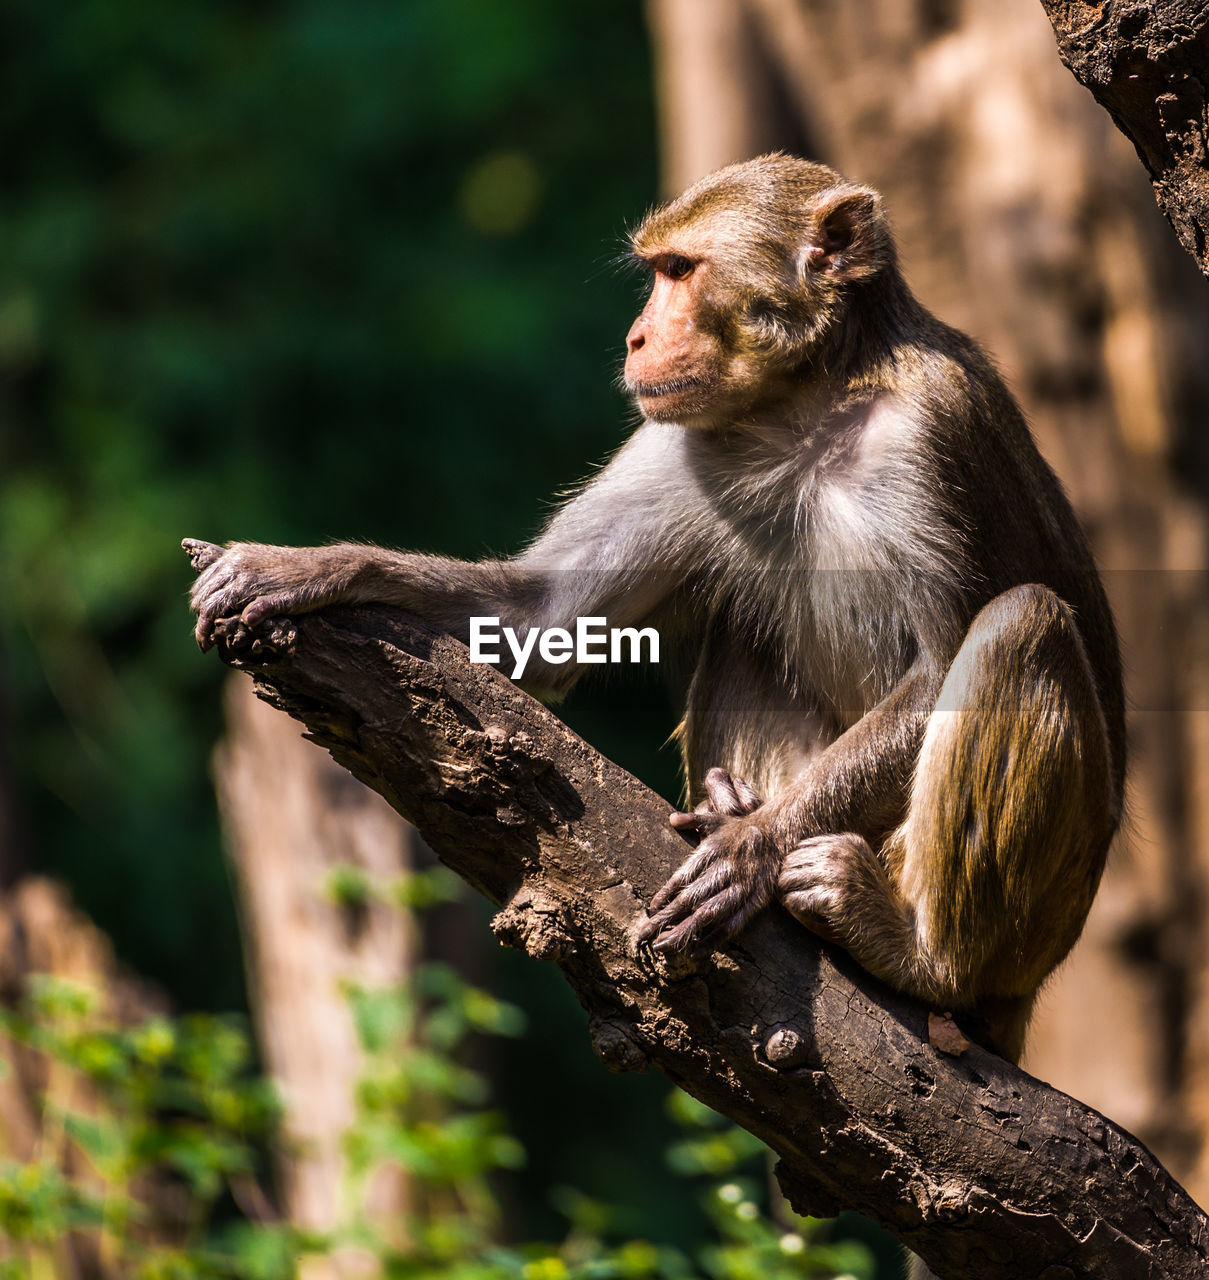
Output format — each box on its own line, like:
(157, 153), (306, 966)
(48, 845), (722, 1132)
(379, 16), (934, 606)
(188, 155), (1124, 1064)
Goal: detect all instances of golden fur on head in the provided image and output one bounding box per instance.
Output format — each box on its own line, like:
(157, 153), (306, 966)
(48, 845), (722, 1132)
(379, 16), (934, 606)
(628, 154), (897, 398)
(631, 154), (893, 289)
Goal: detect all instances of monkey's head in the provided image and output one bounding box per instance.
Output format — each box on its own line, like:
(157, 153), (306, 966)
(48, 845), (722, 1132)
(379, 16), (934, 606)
(624, 154), (894, 429)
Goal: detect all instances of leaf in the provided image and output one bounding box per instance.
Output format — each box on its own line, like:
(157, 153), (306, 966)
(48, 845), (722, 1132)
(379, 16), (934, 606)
(62, 1111), (126, 1168)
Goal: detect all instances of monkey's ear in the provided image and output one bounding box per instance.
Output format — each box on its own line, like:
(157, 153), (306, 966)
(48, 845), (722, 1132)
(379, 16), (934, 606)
(799, 187), (888, 282)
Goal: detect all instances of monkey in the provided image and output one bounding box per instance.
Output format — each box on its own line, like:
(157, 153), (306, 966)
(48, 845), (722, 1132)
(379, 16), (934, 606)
(186, 153), (1124, 1073)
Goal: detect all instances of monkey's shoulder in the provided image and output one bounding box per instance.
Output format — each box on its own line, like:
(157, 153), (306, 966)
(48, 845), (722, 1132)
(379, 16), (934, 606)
(886, 323), (1014, 419)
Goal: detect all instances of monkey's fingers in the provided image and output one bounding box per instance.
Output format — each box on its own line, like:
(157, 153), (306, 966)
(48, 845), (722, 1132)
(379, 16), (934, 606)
(643, 845), (720, 918)
(703, 768), (742, 814)
(639, 874), (723, 945)
(669, 808), (726, 835)
(183, 541), (228, 650)
(731, 775), (762, 813)
(703, 768), (748, 816)
(640, 845), (744, 939)
(191, 566), (237, 651)
(182, 538), (224, 573)
(242, 591), (305, 628)
(778, 840), (852, 945)
(673, 770), (763, 830)
(650, 883), (752, 953)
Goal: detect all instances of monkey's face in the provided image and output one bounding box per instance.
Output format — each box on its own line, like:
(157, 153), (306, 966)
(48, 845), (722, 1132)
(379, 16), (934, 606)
(623, 253), (734, 428)
(623, 243), (815, 429)
(624, 154), (893, 431)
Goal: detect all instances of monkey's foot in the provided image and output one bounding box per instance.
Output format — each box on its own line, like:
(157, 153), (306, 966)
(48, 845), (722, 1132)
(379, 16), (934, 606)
(779, 833), (917, 970)
(779, 834), (873, 933)
(184, 539), (341, 651)
(638, 806), (780, 954)
(669, 767), (763, 837)
(209, 614), (298, 664)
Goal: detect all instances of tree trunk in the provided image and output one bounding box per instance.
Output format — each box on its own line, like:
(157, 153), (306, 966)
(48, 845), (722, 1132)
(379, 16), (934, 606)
(0, 877), (166, 1278)
(215, 678), (417, 1253)
(185, 604), (1209, 1280)
(646, 0), (1209, 1205)
(1040, 0), (1209, 280)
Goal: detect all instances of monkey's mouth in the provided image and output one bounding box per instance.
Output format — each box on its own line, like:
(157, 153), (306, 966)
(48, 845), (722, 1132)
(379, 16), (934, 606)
(628, 377), (702, 399)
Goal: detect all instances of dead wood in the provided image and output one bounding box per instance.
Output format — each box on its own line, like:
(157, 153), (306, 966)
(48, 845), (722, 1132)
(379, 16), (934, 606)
(191, 601), (1209, 1280)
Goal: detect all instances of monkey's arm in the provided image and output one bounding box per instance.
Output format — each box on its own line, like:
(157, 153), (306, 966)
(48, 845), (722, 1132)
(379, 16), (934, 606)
(186, 425), (702, 678)
(639, 664), (941, 951)
(185, 539), (547, 653)
(767, 664), (941, 838)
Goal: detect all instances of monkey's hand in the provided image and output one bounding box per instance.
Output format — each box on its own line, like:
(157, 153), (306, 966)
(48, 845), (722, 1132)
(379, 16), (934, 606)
(637, 768), (779, 953)
(668, 767), (763, 829)
(185, 539), (358, 651)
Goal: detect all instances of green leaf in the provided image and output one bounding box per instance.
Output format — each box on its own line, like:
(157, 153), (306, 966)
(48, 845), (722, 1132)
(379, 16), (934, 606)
(326, 863), (375, 910)
(62, 1111), (126, 1168)
(392, 866), (463, 910)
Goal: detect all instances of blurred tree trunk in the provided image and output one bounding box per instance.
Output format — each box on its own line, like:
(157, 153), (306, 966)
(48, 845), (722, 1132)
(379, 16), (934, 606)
(646, 0), (1209, 1203)
(0, 656), (171, 1276)
(215, 679), (418, 1260)
(0, 878), (167, 1278)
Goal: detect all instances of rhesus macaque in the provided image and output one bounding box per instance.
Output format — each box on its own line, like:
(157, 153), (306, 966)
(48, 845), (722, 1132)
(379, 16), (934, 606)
(187, 154), (1123, 1066)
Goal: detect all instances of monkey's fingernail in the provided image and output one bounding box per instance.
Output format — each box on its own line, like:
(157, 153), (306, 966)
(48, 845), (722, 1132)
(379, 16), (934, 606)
(654, 932), (692, 955)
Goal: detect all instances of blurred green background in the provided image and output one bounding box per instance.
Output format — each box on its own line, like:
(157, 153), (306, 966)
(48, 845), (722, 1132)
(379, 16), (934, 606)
(0, 1), (897, 1271)
(0, 0), (664, 1003)
(0, 0), (671, 1237)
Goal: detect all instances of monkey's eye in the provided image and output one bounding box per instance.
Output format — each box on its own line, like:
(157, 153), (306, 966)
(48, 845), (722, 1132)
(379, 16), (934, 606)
(656, 253), (695, 281)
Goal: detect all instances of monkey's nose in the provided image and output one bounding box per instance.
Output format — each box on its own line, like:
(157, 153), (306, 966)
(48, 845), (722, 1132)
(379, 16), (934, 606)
(626, 325), (645, 355)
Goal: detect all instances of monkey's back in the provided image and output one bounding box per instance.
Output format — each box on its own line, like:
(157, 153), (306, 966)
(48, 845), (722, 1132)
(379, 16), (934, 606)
(904, 325), (1126, 813)
(674, 324), (1125, 819)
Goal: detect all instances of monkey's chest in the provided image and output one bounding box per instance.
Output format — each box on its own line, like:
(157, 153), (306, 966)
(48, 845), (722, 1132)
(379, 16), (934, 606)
(684, 564), (915, 800)
(783, 570), (915, 726)
(712, 489), (921, 728)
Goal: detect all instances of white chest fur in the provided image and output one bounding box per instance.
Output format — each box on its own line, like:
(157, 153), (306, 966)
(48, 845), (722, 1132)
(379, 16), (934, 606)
(685, 399), (961, 726)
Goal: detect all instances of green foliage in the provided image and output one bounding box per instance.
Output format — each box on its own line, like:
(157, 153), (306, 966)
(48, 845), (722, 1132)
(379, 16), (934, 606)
(0, 974), (281, 1272)
(0, 904), (874, 1279)
(0, 0), (683, 1254)
(0, 0), (659, 1012)
(0, 7), (884, 1272)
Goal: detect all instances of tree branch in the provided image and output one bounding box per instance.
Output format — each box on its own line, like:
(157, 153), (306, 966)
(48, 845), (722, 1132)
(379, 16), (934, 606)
(1040, 0), (1209, 278)
(202, 604), (1209, 1280)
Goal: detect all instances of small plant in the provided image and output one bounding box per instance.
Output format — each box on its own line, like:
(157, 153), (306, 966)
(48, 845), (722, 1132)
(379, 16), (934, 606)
(0, 866), (875, 1279)
(0, 973), (282, 1276)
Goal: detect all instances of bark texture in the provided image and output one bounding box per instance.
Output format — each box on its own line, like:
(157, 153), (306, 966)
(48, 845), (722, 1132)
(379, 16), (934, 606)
(199, 606), (1209, 1280)
(1040, 0), (1209, 279)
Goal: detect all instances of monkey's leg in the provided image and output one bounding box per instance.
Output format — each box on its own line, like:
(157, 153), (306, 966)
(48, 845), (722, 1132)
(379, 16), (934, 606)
(779, 584), (1114, 1060)
(679, 628), (834, 806)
